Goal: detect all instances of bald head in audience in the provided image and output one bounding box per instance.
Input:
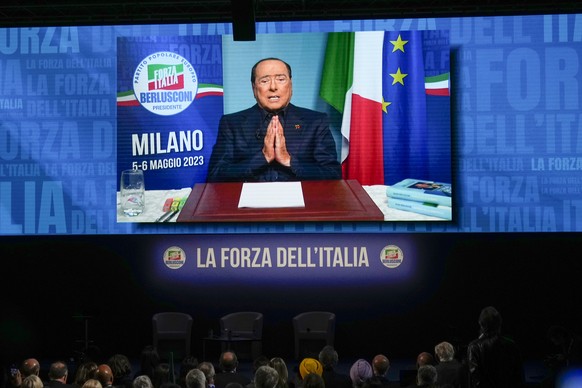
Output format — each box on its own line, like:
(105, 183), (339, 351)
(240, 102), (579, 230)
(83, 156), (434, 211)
(97, 365), (114, 388)
(371, 355), (390, 377)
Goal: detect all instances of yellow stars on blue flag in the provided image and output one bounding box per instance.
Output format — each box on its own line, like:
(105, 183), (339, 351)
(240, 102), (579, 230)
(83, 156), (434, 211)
(390, 67), (408, 85)
(382, 98), (391, 114)
(390, 34), (408, 52)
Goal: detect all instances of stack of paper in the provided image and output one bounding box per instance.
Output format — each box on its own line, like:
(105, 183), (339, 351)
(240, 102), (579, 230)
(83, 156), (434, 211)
(385, 179), (452, 220)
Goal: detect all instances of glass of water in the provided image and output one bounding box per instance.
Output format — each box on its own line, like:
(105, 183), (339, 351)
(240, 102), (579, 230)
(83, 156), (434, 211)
(120, 169), (145, 216)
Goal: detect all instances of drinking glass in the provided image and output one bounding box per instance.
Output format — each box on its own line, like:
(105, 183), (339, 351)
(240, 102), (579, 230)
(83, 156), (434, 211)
(120, 169), (145, 216)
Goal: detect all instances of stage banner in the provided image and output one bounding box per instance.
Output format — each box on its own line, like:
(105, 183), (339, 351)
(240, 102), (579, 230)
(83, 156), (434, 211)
(116, 35), (223, 192)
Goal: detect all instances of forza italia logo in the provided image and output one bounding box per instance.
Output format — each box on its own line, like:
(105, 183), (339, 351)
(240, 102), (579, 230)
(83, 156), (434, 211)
(133, 51), (198, 116)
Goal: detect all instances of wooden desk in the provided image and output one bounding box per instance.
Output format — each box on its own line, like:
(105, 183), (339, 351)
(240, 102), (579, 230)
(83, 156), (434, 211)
(176, 179), (384, 222)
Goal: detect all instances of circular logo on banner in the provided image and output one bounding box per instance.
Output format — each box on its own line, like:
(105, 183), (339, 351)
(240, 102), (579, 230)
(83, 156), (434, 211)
(380, 245), (403, 269)
(163, 246), (186, 269)
(133, 51), (198, 116)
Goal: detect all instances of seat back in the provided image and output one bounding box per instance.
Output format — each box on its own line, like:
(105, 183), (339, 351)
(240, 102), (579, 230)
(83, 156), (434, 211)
(293, 311), (335, 333)
(293, 311), (335, 359)
(219, 311), (263, 339)
(153, 312), (193, 333)
(152, 312), (193, 360)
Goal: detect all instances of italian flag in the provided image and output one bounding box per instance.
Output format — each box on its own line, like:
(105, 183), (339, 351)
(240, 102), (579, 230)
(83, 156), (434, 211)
(320, 32), (385, 185)
(320, 31), (450, 186)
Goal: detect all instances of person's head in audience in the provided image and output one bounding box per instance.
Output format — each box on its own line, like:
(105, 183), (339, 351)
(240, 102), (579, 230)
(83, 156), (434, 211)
(185, 369), (205, 388)
(299, 359), (323, 380)
(153, 364), (172, 388)
(82, 379), (103, 388)
(218, 351), (239, 373)
(268, 358), (288, 388)
(133, 376), (154, 388)
(107, 355), (132, 383)
(254, 366), (279, 388)
(434, 342), (455, 363)
(349, 359), (372, 388)
(21, 375), (43, 388)
(302, 374), (324, 388)
(415, 352), (435, 368)
(371, 355), (389, 377)
(49, 361), (69, 383)
(318, 346), (339, 371)
(139, 346), (161, 379)
(96, 365), (114, 388)
(478, 306), (502, 336)
(21, 359), (41, 377)
(75, 362), (99, 386)
(180, 357), (199, 386)
(251, 356), (270, 382)
(416, 365), (437, 386)
(196, 362), (215, 387)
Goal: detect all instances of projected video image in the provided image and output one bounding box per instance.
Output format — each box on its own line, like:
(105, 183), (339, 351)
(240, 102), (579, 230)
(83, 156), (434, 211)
(115, 31), (452, 223)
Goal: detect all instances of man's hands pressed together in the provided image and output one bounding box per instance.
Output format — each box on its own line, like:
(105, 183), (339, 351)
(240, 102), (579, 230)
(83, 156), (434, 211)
(262, 115), (291, 167)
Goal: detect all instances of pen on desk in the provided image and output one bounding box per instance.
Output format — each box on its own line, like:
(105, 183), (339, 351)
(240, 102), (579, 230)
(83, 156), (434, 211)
(155, 198), (175, 222)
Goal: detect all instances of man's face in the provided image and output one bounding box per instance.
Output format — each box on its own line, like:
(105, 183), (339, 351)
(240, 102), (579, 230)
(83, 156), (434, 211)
(252, 59), (292, 112)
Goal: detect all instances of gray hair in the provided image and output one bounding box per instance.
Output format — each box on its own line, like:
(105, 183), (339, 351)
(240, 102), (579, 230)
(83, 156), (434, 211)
(255, 366), (279, 388)
(434, 341), (455, 362)
(133, 375), (153, 388)
(185, 369), (206, 388)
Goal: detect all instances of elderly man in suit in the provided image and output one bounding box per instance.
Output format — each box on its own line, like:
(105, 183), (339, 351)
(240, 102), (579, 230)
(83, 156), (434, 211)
(207, 57), (341, 183)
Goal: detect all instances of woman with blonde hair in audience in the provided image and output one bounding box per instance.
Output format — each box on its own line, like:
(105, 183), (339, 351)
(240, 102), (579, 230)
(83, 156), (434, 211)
(82, 379), (103, 388)
(22, 375), (43, 388)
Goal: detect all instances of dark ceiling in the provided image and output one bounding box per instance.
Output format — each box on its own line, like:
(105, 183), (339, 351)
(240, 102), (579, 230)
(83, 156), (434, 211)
(0, 0), (580, 28)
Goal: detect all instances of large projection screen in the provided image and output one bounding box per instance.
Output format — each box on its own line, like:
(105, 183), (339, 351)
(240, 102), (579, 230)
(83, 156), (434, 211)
(1, 15), (581, 234)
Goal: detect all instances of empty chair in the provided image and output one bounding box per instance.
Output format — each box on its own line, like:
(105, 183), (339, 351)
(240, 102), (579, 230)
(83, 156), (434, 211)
(293, 311), (335, 359)
(152, 312), (193, 361)
(219, 311), (263, 360)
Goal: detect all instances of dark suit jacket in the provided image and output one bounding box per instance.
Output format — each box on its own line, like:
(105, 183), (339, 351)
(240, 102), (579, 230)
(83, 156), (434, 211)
(214, 371), (251, 388)
(207, 104), (341, 182)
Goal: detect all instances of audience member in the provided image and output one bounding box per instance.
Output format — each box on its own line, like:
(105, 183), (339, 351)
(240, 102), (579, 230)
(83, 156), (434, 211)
(298, 359), (322, 380)
(21, 360), (41, 378)
(184, 370), (205, 388)
(214, 352), (250, 388)
(196, 363), (215, 388)
(254, 367), (278, 388)
(349, 360), (372, 388)
(107, 355), (133, 388)
(301, 374), (323, 388)
(152, 364), (173, 388)
(247, 357), (270, 388)
(415, 366), (437, 388)
(268, 358), (288, 388)
(136, 347), (161, 380)
(46, 361), (74, 388)
(434, 342), (467, 388)
(415, 354), (434, 368)
(10, 359), (41, 388)
(96, 365), (114, 388)
(81, 380), (102, 388)
(21, 376), (43, 388)
(179, 357), (199, 388)
(318, 346), (351, 388)
(132, 377), (153, 388)
(467, 306), (524, 388)
(74, 362), (99, 388)
(369, 354), (397, 388)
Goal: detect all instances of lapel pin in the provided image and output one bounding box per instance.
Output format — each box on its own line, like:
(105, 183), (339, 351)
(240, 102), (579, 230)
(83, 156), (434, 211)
(295, 124), (301, 129)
